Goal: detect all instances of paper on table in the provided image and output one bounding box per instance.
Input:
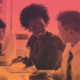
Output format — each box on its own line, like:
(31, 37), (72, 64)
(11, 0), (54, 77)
(20, 75), (55, 80)
(19, 65), (37, 80)
(20, 75), (30, 80)
(4, 62), (30, 73)
(21, 65), (37, 73)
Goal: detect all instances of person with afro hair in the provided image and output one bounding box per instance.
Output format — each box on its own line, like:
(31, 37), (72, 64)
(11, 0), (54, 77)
(20, 4), (65, 70)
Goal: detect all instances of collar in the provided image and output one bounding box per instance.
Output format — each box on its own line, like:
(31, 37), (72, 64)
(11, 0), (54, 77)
(70, 40), (80, 56)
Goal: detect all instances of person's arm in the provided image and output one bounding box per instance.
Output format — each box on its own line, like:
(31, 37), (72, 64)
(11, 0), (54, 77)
(45, 49), (62, 70)
(45, 36), (65, 70)
(25, 35), (36, 66)
(49, 67), (64, 79)
(0, 32), (16, 65)
(31, 68), (63, 80)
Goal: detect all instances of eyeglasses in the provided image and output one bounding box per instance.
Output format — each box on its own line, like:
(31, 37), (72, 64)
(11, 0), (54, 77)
(0, 43), (2, 55)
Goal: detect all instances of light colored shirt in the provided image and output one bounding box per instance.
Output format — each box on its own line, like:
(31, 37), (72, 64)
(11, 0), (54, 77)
(0, 31), (17, 65)
(70, 41), (80, 80)
(50, 41), (80, 80)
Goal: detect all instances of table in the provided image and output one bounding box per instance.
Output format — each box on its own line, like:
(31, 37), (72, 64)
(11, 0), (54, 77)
(0, 66), (30, 80)
(0, 65), (54, 80)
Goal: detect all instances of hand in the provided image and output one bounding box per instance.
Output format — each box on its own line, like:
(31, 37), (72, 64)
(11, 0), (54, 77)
(31, 70), (51, 78)
(26, 59), (34, 66)
(12, 56), (23, 64)
(21, 57), (29, 64)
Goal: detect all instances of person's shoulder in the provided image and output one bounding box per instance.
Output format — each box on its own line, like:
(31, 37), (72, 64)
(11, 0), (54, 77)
(6, 31), (16, 39)
(6, 31), (15, 36)
(28, 34), (36, 43)
(29, 34), (36, 39)
(49, 33), (62, 43)
(47, 32), (66, 51)
(46, 32), (61, 44)
(27, 34), (36, 48)
(46, 31), (60, 39)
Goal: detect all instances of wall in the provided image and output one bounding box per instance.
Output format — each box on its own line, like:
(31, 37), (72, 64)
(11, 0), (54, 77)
(11, 0), (80, 35)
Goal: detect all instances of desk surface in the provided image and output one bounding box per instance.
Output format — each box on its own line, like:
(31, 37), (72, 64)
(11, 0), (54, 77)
(0, 65), (54, 80)
(0, 66), (30, 80)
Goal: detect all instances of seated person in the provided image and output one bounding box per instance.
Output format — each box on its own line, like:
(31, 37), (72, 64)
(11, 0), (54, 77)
(20, 4), (65, 70)
(31, 11), (80, 80)
(0, 19), (16, 65)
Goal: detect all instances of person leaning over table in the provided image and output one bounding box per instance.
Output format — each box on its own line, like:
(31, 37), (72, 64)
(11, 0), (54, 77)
(31, 11), (80, 80)
(20, 3), (65, 70)
(0, 18), (16, 65)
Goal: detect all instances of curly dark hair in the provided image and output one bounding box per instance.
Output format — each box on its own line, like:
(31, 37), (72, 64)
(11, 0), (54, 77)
(0, 19), (6, 29)
(20, 4), (50, 29)
(57, 11), (80, 31)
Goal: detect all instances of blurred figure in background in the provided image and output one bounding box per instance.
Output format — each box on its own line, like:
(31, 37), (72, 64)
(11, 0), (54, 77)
(31, 11), (80, 80)
(0, 19), (16, 65)
(20, 3), (65, 71)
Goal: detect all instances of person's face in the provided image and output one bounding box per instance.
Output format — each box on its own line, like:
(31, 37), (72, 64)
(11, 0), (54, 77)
(0, 28), (5, 40)
(58, 22), (71, 43)
(29, 17), (46, 38)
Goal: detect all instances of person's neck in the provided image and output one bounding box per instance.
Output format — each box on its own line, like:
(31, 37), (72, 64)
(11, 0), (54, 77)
(37, 31), (47, 42)
(71, 35), (80, 47)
